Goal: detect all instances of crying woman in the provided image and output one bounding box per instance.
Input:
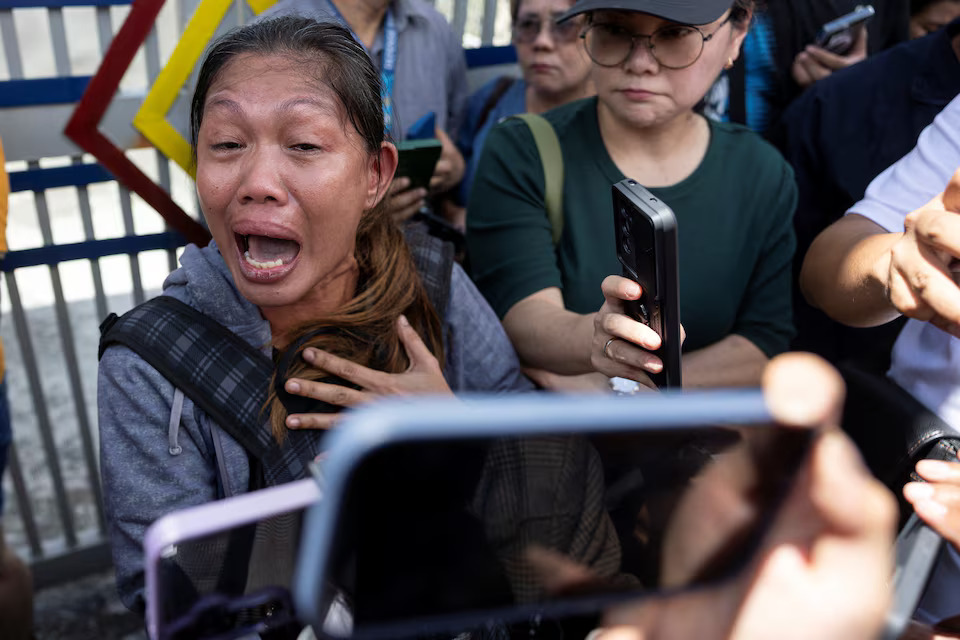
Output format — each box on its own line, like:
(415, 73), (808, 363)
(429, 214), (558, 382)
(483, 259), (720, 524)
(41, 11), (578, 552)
(97, 16), (533, 614)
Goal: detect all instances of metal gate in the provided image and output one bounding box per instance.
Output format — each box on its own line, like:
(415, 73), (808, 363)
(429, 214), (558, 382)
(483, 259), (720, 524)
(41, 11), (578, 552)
(0, 0), (515, 588)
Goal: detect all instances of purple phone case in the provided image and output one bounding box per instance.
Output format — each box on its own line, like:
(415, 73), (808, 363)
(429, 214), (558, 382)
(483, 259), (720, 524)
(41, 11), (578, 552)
(142, 478), (321, 640)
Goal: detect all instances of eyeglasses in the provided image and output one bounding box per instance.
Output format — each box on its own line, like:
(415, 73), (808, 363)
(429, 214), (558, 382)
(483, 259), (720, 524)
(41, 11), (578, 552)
(512, 15), (583, 45)
(581, 16), (732, 69)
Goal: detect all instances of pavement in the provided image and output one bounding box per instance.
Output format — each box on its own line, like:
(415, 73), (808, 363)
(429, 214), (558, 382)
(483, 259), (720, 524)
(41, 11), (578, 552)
(33, 569), (146, 640)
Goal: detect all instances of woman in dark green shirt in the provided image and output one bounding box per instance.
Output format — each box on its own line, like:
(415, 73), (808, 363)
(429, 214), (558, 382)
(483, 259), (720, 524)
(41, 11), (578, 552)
(467, 0), (796, 389)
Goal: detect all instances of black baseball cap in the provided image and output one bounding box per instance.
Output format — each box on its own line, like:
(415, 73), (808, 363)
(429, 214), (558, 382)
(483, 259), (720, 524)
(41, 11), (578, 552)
(556, 0), (733, 25)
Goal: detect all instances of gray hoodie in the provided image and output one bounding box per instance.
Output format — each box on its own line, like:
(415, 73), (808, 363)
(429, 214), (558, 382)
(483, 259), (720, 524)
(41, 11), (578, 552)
(98, 242), (533, 612)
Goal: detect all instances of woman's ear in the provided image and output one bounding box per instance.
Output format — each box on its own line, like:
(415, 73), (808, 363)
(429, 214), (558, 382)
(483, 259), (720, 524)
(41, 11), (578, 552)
(366, 141), (399, 210)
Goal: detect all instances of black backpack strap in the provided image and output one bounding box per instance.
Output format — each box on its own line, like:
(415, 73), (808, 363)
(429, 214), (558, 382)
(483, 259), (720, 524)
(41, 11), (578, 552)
(404, 225), (455, 321)
(99, 296), (312, 485)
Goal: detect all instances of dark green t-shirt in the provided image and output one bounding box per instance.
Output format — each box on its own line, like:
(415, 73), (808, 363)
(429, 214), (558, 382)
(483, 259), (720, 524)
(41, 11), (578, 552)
(466, 97), (797, 357)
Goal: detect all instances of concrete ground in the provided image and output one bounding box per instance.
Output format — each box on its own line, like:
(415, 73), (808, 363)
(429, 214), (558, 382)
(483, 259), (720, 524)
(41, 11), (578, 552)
(33, 569), (145, 640)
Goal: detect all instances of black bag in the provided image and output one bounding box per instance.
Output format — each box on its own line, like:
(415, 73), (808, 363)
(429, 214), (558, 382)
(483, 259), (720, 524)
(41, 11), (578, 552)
(839, 364), (960, 522)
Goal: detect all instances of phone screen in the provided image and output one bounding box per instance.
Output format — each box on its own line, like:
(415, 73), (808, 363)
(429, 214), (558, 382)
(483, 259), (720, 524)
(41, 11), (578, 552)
(395, 139), (443, 191)
(150, 424), (812, 640)
(320, 423), (813, 638)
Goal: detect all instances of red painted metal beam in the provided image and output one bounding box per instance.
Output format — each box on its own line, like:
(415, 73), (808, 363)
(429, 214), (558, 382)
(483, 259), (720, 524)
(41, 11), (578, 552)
(64, 0), (210, 247)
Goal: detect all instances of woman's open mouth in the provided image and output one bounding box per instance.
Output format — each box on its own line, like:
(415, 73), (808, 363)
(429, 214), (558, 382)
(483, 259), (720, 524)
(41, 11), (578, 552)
(235, 232), (302, 281)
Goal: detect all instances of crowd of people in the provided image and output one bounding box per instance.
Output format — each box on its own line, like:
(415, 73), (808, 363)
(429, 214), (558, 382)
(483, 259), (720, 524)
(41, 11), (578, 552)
(3, 0), (959, 637)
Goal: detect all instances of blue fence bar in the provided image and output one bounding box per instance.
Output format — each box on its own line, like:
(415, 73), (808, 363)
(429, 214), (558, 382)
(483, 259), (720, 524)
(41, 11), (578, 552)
(0, 232), (187, 271)
(465, 45), (516, 68)
(0, 0), (129, 8)
(9, 163), (114, 193)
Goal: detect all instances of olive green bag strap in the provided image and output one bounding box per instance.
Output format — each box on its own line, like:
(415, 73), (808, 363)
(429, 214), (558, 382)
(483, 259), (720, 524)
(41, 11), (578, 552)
(510, 113), (564, 245)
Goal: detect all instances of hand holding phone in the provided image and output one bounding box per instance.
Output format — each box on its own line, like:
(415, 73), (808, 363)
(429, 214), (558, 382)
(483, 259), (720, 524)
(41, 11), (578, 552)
(294, 379), (822, 639)
(815, 4), (875, 55)
(609, 179), (682, 388)
(792, 5), (872, 87)
(383, 139), (442, 223)
(599, 354), (898, 640)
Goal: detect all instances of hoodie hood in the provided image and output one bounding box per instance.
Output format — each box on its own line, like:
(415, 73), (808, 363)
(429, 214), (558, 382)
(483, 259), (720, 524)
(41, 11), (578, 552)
(162, 240), (272, 350)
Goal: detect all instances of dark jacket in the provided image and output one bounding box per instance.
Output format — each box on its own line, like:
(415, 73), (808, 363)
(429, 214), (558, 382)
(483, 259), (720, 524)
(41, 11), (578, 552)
(726, 0), (909, 132)
(773, 19), (960, 370)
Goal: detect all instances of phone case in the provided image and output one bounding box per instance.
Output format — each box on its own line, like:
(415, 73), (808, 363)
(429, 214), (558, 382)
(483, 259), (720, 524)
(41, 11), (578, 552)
(406, 111), (437, 141)
(295, 390), (777, 638)
(814, 4), (875, 54)
(142, 478), (322, 640)
(394, 139), (443, 192)
(612, 179), (682, 388)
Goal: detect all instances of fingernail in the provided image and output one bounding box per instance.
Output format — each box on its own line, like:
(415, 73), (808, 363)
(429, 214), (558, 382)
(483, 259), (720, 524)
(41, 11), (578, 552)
(627, 283), (640, 297)
(916, 459), (955, 481)
(399, 314), (410, 327)
(287, 416), (301, 428)
(914, 499), (948, 521)
(903, 482), (934, 502)
(302, 348), (315, 362)
(286, 380), (301, 393)
(417, 188), (428, 197)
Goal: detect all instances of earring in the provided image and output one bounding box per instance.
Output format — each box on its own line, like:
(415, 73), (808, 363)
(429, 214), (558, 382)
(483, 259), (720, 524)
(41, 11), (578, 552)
(724, 57), (734, 70)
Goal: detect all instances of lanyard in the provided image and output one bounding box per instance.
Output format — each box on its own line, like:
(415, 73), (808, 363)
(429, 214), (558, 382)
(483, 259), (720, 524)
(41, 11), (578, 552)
(329, 1), (398, 136)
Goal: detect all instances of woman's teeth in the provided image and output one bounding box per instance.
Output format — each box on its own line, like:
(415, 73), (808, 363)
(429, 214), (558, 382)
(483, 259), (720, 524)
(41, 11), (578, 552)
(244, 251), (283, 269)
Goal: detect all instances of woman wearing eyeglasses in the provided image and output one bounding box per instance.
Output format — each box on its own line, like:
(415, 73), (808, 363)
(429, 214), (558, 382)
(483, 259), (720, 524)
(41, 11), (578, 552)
(466, 0), (797, 390)
(457, 0), (594, 206)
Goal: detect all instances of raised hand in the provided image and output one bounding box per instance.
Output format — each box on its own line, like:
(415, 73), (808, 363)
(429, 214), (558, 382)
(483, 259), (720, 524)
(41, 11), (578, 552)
(283, 314), (451, 429)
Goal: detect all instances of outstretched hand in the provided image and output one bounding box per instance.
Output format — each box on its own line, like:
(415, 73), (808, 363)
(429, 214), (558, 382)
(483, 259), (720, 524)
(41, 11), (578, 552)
(593, 354), (897, 640)
(904, 450), (960, 552)
(283, 315), (451, 429)
(884, 169), (960, 339)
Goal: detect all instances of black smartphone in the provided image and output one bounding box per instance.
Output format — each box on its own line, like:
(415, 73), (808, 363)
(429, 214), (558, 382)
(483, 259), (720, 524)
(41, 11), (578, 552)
(814, 4), (875, 55)
(294, 393), (815, 639)
(395, 138), (443, 192)
(613, 179), (682, 388)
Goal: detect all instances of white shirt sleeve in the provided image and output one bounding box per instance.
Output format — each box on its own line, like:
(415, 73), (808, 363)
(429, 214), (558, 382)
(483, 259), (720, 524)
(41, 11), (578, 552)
(848, 93), (960, 232)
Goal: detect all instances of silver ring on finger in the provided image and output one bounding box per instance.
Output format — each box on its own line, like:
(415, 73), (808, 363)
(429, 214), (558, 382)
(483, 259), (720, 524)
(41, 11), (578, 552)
(603, 337), (619, 360)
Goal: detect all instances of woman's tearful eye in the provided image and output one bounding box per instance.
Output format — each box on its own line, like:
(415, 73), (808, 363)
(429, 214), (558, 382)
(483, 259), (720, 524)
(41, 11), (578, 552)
(211, 141), (243, 152)
(290, 143), (320, 152)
